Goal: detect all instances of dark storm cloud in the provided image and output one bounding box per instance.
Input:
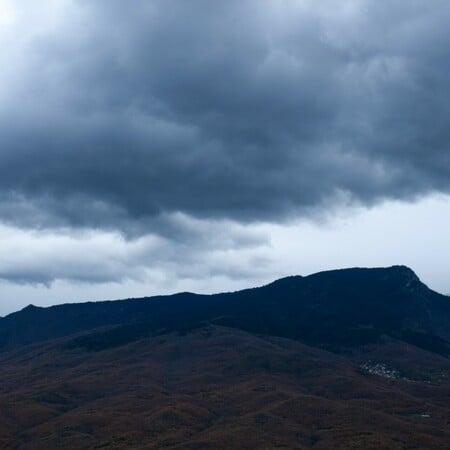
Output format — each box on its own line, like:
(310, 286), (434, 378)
(1, 0), (450, 235)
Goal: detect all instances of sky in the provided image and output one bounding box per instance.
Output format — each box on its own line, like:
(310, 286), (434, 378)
(0, 0), (450, 315)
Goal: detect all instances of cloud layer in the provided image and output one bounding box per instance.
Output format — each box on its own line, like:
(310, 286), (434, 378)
(1, 0), (450, 231)
(0, 0), (449, 287)
(0, 215), (270, 285)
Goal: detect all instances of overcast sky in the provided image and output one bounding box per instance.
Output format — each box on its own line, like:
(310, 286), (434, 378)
(0, 0), (449, 315)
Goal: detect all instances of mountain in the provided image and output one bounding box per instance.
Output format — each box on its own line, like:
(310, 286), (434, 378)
(1, 265), (449, 354)
(0, 266), (449, 449)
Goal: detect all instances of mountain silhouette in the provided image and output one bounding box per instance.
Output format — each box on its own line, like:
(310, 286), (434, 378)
(1, 265), (449, 355)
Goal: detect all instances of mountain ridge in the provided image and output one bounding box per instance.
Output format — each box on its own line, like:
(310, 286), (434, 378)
(1, 265), (449, 355)
(3, 264), (436, 318)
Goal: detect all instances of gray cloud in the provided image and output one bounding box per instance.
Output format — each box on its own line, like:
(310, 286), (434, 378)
(0, 215), (270, 285)
(0, 0), (450, 286)
(1, 0), (450, 233)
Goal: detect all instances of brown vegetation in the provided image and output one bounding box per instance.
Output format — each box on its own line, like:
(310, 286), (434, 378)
(0, 325), (449, 449)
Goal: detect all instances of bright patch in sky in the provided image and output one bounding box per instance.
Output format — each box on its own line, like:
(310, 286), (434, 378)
(0, 0), (15, 28)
